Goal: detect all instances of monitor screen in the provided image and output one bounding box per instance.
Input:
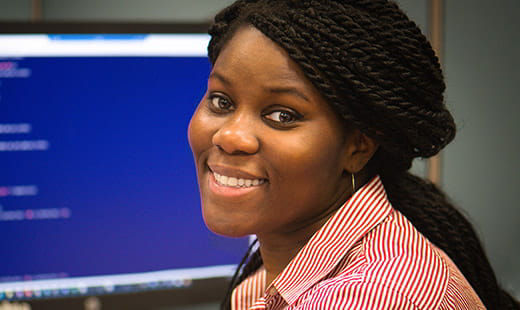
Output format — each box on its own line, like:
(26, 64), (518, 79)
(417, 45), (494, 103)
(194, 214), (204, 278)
(0, 26), (248, 306)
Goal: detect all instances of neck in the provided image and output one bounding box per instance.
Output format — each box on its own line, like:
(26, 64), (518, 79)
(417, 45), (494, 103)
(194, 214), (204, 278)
(257, 214), (331, 287)
(256, 173), (373, 287)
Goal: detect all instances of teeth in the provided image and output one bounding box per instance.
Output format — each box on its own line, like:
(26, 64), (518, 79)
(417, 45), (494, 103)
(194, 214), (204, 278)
(220, 175), (228, 184)
(213, 172), (265, 188)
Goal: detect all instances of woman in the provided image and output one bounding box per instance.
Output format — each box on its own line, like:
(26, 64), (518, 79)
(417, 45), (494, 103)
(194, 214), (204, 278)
(188, 0), (519, 309)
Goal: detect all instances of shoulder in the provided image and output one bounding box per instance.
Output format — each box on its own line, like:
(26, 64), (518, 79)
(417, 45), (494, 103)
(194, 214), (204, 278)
(360, 209), (451, 308)
(294, 210), (484, 309)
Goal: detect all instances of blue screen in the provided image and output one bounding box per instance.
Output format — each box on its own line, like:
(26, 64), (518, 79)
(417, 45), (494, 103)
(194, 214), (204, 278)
(0, 55), (248, 290)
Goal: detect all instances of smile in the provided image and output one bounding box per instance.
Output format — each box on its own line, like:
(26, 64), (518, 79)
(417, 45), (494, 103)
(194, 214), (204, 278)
(213, 172), (266, 188)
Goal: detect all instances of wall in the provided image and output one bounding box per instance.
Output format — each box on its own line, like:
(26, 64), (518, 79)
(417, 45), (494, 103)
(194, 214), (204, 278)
(443, 0), (520, 297)
(0, 0), (235, 22)
(0, 0), (31, 20)
(1, 0), (518, 301)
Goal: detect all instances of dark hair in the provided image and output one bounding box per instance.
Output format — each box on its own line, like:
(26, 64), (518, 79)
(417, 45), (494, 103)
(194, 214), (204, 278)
(206, 1), (519, 309)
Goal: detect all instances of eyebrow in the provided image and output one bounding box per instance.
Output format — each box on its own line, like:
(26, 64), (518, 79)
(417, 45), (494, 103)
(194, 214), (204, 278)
(265, 86), (310, 102)
(209, 71), (231, 86)
(209, 71), (310, 103)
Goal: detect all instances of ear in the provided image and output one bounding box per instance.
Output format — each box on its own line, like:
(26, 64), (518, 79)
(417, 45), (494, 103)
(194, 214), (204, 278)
(342, 129), (379, 174)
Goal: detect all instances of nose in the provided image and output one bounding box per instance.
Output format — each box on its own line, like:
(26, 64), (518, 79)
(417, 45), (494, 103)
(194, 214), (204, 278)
(212, 114), (260, 155)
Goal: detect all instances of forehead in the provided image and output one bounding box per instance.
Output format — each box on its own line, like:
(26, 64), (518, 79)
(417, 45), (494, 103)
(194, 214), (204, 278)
(212, 26), (310, 87)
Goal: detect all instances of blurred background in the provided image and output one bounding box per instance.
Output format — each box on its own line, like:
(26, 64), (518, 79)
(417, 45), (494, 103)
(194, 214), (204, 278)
(0, 0), (518, 309)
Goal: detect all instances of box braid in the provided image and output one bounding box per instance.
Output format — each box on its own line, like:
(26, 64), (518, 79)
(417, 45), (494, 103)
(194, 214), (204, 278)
(208, 1), (519, 309)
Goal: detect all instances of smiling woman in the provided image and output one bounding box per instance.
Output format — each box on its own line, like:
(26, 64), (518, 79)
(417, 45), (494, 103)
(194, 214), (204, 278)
(188, 1), (519, 309)
(189, 27), (375, 243)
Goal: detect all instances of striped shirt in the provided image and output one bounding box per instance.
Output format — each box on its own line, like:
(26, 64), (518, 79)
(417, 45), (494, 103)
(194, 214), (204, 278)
(231, 176), (486, 309)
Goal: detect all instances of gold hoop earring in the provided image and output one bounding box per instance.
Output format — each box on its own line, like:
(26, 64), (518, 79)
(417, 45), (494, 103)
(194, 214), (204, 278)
(351, 173), (356, 193)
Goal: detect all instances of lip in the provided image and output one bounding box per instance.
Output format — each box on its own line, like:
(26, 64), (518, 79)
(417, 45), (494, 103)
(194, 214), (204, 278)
(207, 169), (266, 199)
(207, 164), (267, 181)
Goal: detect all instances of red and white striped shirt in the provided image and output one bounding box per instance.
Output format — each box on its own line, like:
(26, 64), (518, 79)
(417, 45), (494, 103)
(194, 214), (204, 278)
(231, 176), (485, 309)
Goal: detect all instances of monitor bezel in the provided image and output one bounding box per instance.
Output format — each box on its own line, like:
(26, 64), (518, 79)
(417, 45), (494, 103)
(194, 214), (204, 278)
(0, 21), (211, 34)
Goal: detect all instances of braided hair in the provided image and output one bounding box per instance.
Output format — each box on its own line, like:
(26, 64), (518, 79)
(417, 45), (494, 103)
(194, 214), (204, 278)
(206, 1), (519, 309)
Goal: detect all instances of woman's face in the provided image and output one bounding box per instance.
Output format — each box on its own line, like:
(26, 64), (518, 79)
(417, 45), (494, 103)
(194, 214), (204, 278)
(188, 26), (354, 239)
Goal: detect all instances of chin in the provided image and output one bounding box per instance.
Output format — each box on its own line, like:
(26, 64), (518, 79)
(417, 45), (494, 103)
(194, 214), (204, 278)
(202, 208), (251, 238)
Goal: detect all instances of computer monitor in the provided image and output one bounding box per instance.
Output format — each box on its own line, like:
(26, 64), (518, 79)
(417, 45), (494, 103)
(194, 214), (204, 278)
(0, 22), (249, 309)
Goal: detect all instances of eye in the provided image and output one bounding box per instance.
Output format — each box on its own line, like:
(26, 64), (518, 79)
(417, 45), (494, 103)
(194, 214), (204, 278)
(208, 94), (234, 112)
(264, 110), (300, 124)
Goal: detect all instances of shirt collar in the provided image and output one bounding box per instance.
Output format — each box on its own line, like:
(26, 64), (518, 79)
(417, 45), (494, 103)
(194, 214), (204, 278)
(271, 175), (393, 305)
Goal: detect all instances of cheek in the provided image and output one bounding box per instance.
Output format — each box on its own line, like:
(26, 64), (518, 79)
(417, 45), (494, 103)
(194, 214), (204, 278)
(278, 129), (343, 176)
(266, 124), (346, 199)
(188, 104), (213, 159)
